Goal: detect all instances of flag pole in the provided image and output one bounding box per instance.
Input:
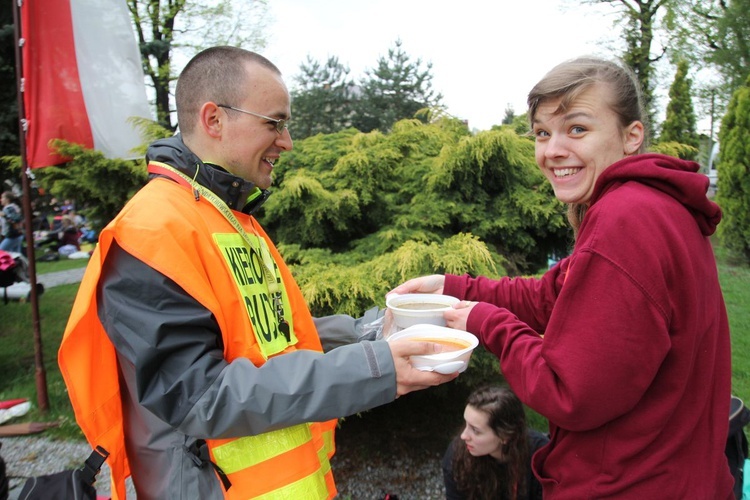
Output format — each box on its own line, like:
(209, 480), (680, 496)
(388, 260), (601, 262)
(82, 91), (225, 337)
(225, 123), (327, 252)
(13, 0), (50, 413)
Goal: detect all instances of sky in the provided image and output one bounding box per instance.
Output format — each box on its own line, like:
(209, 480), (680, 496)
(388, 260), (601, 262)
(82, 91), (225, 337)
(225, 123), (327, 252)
(262, 0), (621, 131)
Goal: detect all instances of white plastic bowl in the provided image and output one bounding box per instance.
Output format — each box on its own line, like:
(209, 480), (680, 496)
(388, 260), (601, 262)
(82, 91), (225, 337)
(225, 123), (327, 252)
(386, 293), (460, 329)
(387, 324), (479, 374)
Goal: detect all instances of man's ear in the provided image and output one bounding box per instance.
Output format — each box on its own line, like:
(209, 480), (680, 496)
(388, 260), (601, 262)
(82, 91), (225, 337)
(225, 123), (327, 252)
(623, 120), (645, 155)
(198, 102), (223, 138)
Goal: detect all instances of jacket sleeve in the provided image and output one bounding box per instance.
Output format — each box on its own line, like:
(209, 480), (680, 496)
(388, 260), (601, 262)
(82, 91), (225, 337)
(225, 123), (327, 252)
(443, 259), (570, 335)
(313, 306), (383, 352)
(98, 242), (397, 439)
(462, 251), (669, 431)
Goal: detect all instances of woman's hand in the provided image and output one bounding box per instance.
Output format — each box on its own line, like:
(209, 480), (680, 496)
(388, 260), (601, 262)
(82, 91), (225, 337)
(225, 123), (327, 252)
(388, 274), (445, 297)
(443, 300), (477, 331)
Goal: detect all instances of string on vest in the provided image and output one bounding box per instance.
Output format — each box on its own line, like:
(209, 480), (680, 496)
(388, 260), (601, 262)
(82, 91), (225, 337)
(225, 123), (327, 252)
(147, 161), (290, 336)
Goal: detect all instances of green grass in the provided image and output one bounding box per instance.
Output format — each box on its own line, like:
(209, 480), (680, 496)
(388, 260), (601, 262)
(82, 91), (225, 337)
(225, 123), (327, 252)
(718, 256), (750, 401)
(33, 256), (91, 274)
(0, 283), (83, 440)
(31, 248), (92, 275)
(1, 246), (748, 442)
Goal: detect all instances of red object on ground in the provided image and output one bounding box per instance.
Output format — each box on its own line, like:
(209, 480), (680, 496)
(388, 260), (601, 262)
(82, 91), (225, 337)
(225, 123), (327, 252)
(0, 398), (28, 410)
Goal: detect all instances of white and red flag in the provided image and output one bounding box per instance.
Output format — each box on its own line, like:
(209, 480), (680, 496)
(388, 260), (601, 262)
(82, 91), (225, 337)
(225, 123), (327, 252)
(21, 0), (151, 169)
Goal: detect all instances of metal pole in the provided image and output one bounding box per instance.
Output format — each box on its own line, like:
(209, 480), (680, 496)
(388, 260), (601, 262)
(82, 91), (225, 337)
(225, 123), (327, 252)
(12, 0), (49, 412)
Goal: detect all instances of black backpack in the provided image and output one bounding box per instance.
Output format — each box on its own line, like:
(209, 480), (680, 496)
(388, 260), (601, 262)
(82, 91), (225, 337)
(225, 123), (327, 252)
(727, 396), (750, 500)
(17, 446), (108, 500)
(0, 442), (8, 500)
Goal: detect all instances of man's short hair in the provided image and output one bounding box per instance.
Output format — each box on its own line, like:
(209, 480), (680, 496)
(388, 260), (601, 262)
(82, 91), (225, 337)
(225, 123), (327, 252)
(175, 46), (281, 136)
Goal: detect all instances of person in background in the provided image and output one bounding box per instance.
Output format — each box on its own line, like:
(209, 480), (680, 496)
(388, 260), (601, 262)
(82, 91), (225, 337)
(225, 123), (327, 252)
(443, 385), (547, 500)
(0, 191), (23, 253)
(67, 208), (85, 228)
(391, 56), (733, 498)
(56, 215), (81, 255)
(59, 46), (456, 500)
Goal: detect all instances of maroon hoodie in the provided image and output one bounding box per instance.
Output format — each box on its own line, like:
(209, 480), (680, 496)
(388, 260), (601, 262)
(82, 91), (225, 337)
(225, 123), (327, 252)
(445, 154), (733, 499)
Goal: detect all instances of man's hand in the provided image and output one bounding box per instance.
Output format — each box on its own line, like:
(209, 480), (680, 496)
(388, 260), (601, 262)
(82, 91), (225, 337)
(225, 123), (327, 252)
(388, 338), (458, 397)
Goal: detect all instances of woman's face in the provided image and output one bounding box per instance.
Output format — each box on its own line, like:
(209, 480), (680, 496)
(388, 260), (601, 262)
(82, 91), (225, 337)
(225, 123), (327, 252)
(460, 404), (506, 461)
(532, 83), (644, 205)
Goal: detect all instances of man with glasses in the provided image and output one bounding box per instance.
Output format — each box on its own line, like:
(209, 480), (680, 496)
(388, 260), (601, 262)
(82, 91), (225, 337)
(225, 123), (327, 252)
(59, 46), (456, 499)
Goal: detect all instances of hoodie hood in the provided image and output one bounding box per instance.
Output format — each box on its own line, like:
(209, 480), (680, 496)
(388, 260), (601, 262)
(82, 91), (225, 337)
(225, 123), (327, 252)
(145, 134), (270, 215)
(591, 153), (722, 236)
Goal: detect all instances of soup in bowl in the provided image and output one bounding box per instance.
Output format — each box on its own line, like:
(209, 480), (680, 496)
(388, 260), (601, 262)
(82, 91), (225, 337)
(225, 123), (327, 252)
(386, 293), (460, 329)
(386, 324), (479, 374)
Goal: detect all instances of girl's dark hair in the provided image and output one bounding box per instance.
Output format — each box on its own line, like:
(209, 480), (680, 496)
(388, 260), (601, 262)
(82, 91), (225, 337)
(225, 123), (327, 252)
(452, 386), (529, 500)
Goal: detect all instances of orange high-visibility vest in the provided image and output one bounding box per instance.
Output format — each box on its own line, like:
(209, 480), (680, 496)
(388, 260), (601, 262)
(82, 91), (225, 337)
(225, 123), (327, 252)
(59, 174), (337, 499)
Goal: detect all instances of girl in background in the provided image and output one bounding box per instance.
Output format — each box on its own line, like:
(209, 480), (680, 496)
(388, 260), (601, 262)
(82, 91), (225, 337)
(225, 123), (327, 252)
(442, 385), (547, 500)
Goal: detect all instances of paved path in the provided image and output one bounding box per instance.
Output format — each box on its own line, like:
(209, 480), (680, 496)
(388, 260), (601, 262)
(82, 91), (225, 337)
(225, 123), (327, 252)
(2, 266), (86, 301)
(36, 266), (86, 288)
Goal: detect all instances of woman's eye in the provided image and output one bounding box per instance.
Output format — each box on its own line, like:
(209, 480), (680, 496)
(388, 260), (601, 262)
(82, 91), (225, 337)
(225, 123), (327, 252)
(534, 129), (549, 138)
(570, 126), (586, 134)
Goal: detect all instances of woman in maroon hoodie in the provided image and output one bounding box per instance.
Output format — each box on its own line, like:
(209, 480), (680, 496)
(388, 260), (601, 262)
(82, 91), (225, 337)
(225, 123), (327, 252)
(391, 57), (733, 499)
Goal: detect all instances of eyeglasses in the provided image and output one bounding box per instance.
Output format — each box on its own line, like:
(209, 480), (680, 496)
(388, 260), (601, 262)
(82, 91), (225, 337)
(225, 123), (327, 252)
(217, 104), (288, 134)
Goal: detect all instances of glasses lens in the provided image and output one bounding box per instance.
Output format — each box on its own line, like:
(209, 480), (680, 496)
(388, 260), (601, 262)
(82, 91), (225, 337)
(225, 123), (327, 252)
(276, 120), (287, 133)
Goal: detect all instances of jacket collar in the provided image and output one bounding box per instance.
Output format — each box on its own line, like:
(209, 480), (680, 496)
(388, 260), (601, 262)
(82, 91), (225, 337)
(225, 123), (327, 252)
(145, 134), (270, 215)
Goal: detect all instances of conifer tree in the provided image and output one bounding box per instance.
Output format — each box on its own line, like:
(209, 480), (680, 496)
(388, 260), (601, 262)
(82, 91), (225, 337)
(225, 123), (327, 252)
(660, 60), (699, 150)
(716, 74), (750, 263)
(352, 39), (443, 133)
(290, 56), (355, 140)
(502, 105), (515, 125)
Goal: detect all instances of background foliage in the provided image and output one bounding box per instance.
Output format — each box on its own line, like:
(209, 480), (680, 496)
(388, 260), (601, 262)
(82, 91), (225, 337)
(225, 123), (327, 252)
(261, 117), (569, 316)
(290, 39), (444, 140)
(659, 60), (699, 151)
(716, 75), (750, 262)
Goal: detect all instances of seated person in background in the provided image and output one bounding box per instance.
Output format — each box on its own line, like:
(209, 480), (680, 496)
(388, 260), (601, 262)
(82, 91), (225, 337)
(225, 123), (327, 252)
(443, 385), (548, 500)
(0, 191), (23, 253)
(57, 215), (81, 253)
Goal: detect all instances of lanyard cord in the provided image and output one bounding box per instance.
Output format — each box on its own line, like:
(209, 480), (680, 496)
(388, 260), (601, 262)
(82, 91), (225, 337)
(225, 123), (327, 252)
(148, 162), (279, 294)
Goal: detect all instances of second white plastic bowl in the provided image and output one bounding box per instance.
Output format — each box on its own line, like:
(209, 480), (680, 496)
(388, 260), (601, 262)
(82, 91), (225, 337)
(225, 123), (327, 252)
(387, 324), (478, 374)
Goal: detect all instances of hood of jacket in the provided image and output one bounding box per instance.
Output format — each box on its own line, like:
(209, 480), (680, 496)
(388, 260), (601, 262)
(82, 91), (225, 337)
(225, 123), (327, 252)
(591, 153), (722, 236)
(145, 134), (270, 215)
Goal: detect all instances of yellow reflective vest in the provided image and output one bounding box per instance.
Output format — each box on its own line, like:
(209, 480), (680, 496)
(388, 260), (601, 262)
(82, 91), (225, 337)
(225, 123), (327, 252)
(59, 172), (337, 499)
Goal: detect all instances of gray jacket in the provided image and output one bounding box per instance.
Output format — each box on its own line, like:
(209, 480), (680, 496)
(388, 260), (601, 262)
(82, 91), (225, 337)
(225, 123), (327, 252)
(97, 135), (395, 499)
